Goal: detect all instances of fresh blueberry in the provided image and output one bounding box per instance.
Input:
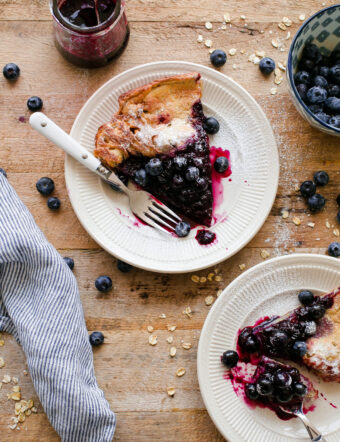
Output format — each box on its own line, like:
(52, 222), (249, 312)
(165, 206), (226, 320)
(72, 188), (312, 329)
(36, 177), (54, 195)
(210, 49), (227, 67)
(117, 260), (133, 273)
(337, 194), (340, 207)
(0, 168), (7, 178)
(134, 169), (148, 187)
(63, 257), (74, 270)
(269, 330), (288, 348)
(273, 371), (292, 389)
(89, 331), (104, 346)
(307, 86), (327, 104)
(314, 75), (328, 88)
(276, 387), (293, 403)
(298, 290), (315, 306)
(314, 112), (330, 123)
(313, 170), (329, 186)
(27, 96), (43, 112)
(298, 58), (315, 73)
(95, 275), (112, 292)
(303, 44), (321, 62)
(259, 57), (275, 75)
(173, 156), (187, 171)
(214, 156), (229, 173)
(196, 177), (208, 190)
(47, 197), (61, 210)
(185, 166), (199, 181)
(175, 221), (191, 238)
(203, 117), (220, 134)
(328, 241), (340, 258)
(293, 382), (307, 397)
(304, 321), (317, 336)
(288, 367), (300, 382)
(337, 211), (340, 223)
(308, 304), (325, 320)
(324, 97), (340, 113)
(145, 158), (163, 176)
(329, 64), (340, 85)
(308, 193), (325, 212)
(319, 66), (330, 78)
(245, 383), (259, 400)
(291, 341), (307, 357)
(328, 84), (340, 98)
(238, 327), (253, 348)
(329, 115), (340, 129)
(296, 83), (308, 101)
(299, 180), (316, 198)
(244, 335), (259, 353)
(308, 103), (324, 113)
(330, 50), (340, 64)
(3, 63), (20, 80)
(221, 350), (239, 369)
(256, 376), (273, 396)
(294, 71), (311, 85)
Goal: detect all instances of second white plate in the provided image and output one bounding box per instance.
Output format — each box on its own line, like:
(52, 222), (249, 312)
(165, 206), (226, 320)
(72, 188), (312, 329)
(65, 61), (279, 273)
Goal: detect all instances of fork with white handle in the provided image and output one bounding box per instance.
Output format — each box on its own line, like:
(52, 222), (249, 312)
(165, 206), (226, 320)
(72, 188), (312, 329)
(29, 112), (183, 236)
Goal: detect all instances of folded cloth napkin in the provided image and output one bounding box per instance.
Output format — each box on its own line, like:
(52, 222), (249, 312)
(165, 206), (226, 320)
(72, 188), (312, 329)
(0, 174), (116, 441)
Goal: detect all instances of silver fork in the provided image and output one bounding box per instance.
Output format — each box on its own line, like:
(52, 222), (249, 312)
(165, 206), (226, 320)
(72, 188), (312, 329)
(29, 112), (182, 235)
(279, 403), (326, 441)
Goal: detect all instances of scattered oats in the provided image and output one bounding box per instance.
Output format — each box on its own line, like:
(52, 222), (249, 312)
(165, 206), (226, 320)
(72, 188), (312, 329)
(333, 229), (340, 237)
(176, 367), (186, 377)
(9, 423), (17, 430)
(253, 56), (260, 65)
(221, 24), (227, 30)
(215, 275), (222, 282)
(0, 339), (4, 347)
(299, 14), (306, 21)
(274, 67), (281, 76)
(12, 377), (18, 384)
(240, 15), (246, 20)
(9, 392), (21, 401)
(286, 31), (291, 40)
(31, 406), (38, 413)
(293, 217), (301, 226)
(278, 62), (286, 71)
(167, 387), (176, 397)
(207, 272), (215, 281)
(216, 289), (223, 297)
(17, 413), (25, 423)
(183, 306), (192, 318)
(170, 347), (177, 357)
(0, 383), (2, 390)
(229, 48), (237, 56)
(255, 50), (266, 58)
(197, 34), (203, 43)
(239, 263), (246, 271)
(274, 76), (283, 85)
(147, 325), (154, 333)
(200, 276), (207, 283)
(269, 30), (273, 34)
(240, 49), (245, 54)
(23, 370), (28, 376)
(25, 409), (31, 416)
(191, 275), (199, 283)
(278, 23), (286, 31)
(282, 17), (292, 27)
(12, 386), (20, 393)
(308, 222), (315, 228)
(167, 336), (174, 344)
(167, 325), (176, 332)
(2, 375), (11, 384)
(208, 49), (215, 54)
(159, 313), (166, 319)
(271, 39), (279, 48)
(326, 221), (331, 229)
(223, 13), (231, 23)
(282, 210), (289, 219)
(15, 403), (22, 414)
(205, 21), (213, 30)
(270, 87), (277, 95)
(260, 249), (270, 259)
(205, 295), (215, 306)
(316, 238), (321, 241)
(232, 64), (237, 69)
(204, 39), (212, 48)
(182, 342), (192, 350)
(0, 357), (4, 368)
(148, 335), (157, 346)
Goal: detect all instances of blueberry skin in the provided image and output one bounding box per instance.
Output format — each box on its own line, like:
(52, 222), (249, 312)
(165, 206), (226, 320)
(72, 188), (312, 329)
(276, 388), (293, 403)
(117, 260), (133, 273)
(329, 115), (340, 128)
(256, 377), (273, 396)
(324, 97), (340, 113)
(337, 194), (340, 207)
(135, 169), (148, 187)
(293, 382), (307, 397)
(299, 180), (316, 198)
(308, 194), (325, 212)
(210, 49), (227, 67)
(173, 156), (187, 171)
(303, 44), (321, 62)
(319, 66), (330, 78)
(89, 331), (104, 346)
(214, 156), (229, 173)
(313, 171), (329, 186)
(314, 112), (330, 123)
(47, 197), (61, 210)
(298, 58), (315, 73)
(307, 86), (327, 104)
(328, 242), (340, 258)
(36, 177), (55, 195)
(314, 75), (328, 88)
(145, 158), (163, 176)
(291, 341), (307, 357)
(185, 166), (199, 181)
(259, 57), (275, 75)
(273, 371), (292, 389)
(27, 96), (43, 112)
(0, 168), (7, 178)
(296, 83), (308, 101)
(221, 350), (239, 369)
(175, 221), (191, 238)
(63, 257), (74, 270)
(203, 117), (220, 134)
(309, 304), (325, 320)
(294, 70), (311, 85)
(3, 63), (20, 80)
(95, 275), (112, 292)
(298, 290), (315, 306)
(308, 103), (324, 113)
(269, 330), (288, 348)
(329, 65), (340, 85)
(244, 335), (259, 353)
(245, 383), (259, 400)
(328, 84), (340, 98)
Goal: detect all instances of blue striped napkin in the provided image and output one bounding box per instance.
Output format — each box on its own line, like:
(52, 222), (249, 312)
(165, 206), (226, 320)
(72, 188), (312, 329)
(0, 174), (116, 441)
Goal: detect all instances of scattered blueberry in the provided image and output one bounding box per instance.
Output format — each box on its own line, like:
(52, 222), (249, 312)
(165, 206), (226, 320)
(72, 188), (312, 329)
(173, 156), (187, 170)
(309, 304), (325, 320)
(36, 177), (55, 195)
(175, 221), (191, 238)
(307, 86), (327, 104)
(27, 96), (43, 112)
(291, 341), (307, 357)
(307, 193), (325, 212)
(273, 371), (292, 389)
(203, 117), (220, 134)
(145, 158), (163, 176)
(313, 170), (329, 186)
(214, 156), (229, 173)
(89, 331), (104, 346)
(63, 257), (74, 270)
(135, 169), (147, 187)
(117, 260), (133, 273)
(3, 63), (20, 80)
(244, 335), (259, 353)
(47, 196), (61, 210)
(185, 166), (199, 181)
(328, 241), (340, 258)
(256, 376), (273, 396)
(95, 275), (112, 292)
(314, 112), (330, 123)
(293, 382), (307, 397)
(329, 115), (340, 128)
(294, 71), (311, 85)
(276, 388), (293, 403)
(245, 383), (259, 400)
(298, 290), (315, 306)
(210, 49), (227, 67)
(259, 57), (275, 75)
(299, 180), (316, 198)
(221, 350), (239, 369)
(0, 168), (7, 178)
(314, 75), (328, 88)
(324, 97), (340, 114)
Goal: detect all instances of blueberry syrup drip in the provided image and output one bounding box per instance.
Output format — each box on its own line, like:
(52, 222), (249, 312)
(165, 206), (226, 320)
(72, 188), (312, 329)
(59, 0), (116, 28)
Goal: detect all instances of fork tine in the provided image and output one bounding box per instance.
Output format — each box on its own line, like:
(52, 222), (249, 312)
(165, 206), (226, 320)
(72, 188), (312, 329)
(146, 210), (175, 230)
(144, 213), (173, 235)
(151, 201), (182, 222)
(149, 204), (178, 225)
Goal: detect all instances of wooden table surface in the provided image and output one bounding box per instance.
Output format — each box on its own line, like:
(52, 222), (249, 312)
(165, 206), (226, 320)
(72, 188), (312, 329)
(0, 0), (339, 440)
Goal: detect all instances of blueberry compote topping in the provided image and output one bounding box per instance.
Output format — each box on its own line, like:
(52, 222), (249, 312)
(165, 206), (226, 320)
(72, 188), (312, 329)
(59, 0), (116, 28)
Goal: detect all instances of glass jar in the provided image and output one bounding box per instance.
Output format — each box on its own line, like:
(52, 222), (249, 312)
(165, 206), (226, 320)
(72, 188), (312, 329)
(50, 0), (129, 68)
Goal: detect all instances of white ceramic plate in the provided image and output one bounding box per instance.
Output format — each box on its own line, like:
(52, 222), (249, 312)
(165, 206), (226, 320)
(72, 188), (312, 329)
(197, 254), (340, 441)
(65, 61), (279, 273)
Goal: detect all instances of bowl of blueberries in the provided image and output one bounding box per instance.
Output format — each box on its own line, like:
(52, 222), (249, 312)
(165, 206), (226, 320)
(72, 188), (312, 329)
(287, 4), (340, 136)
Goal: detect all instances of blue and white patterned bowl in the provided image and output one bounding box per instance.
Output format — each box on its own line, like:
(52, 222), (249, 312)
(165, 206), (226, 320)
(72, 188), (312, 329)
(287, 5), (340, 137)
